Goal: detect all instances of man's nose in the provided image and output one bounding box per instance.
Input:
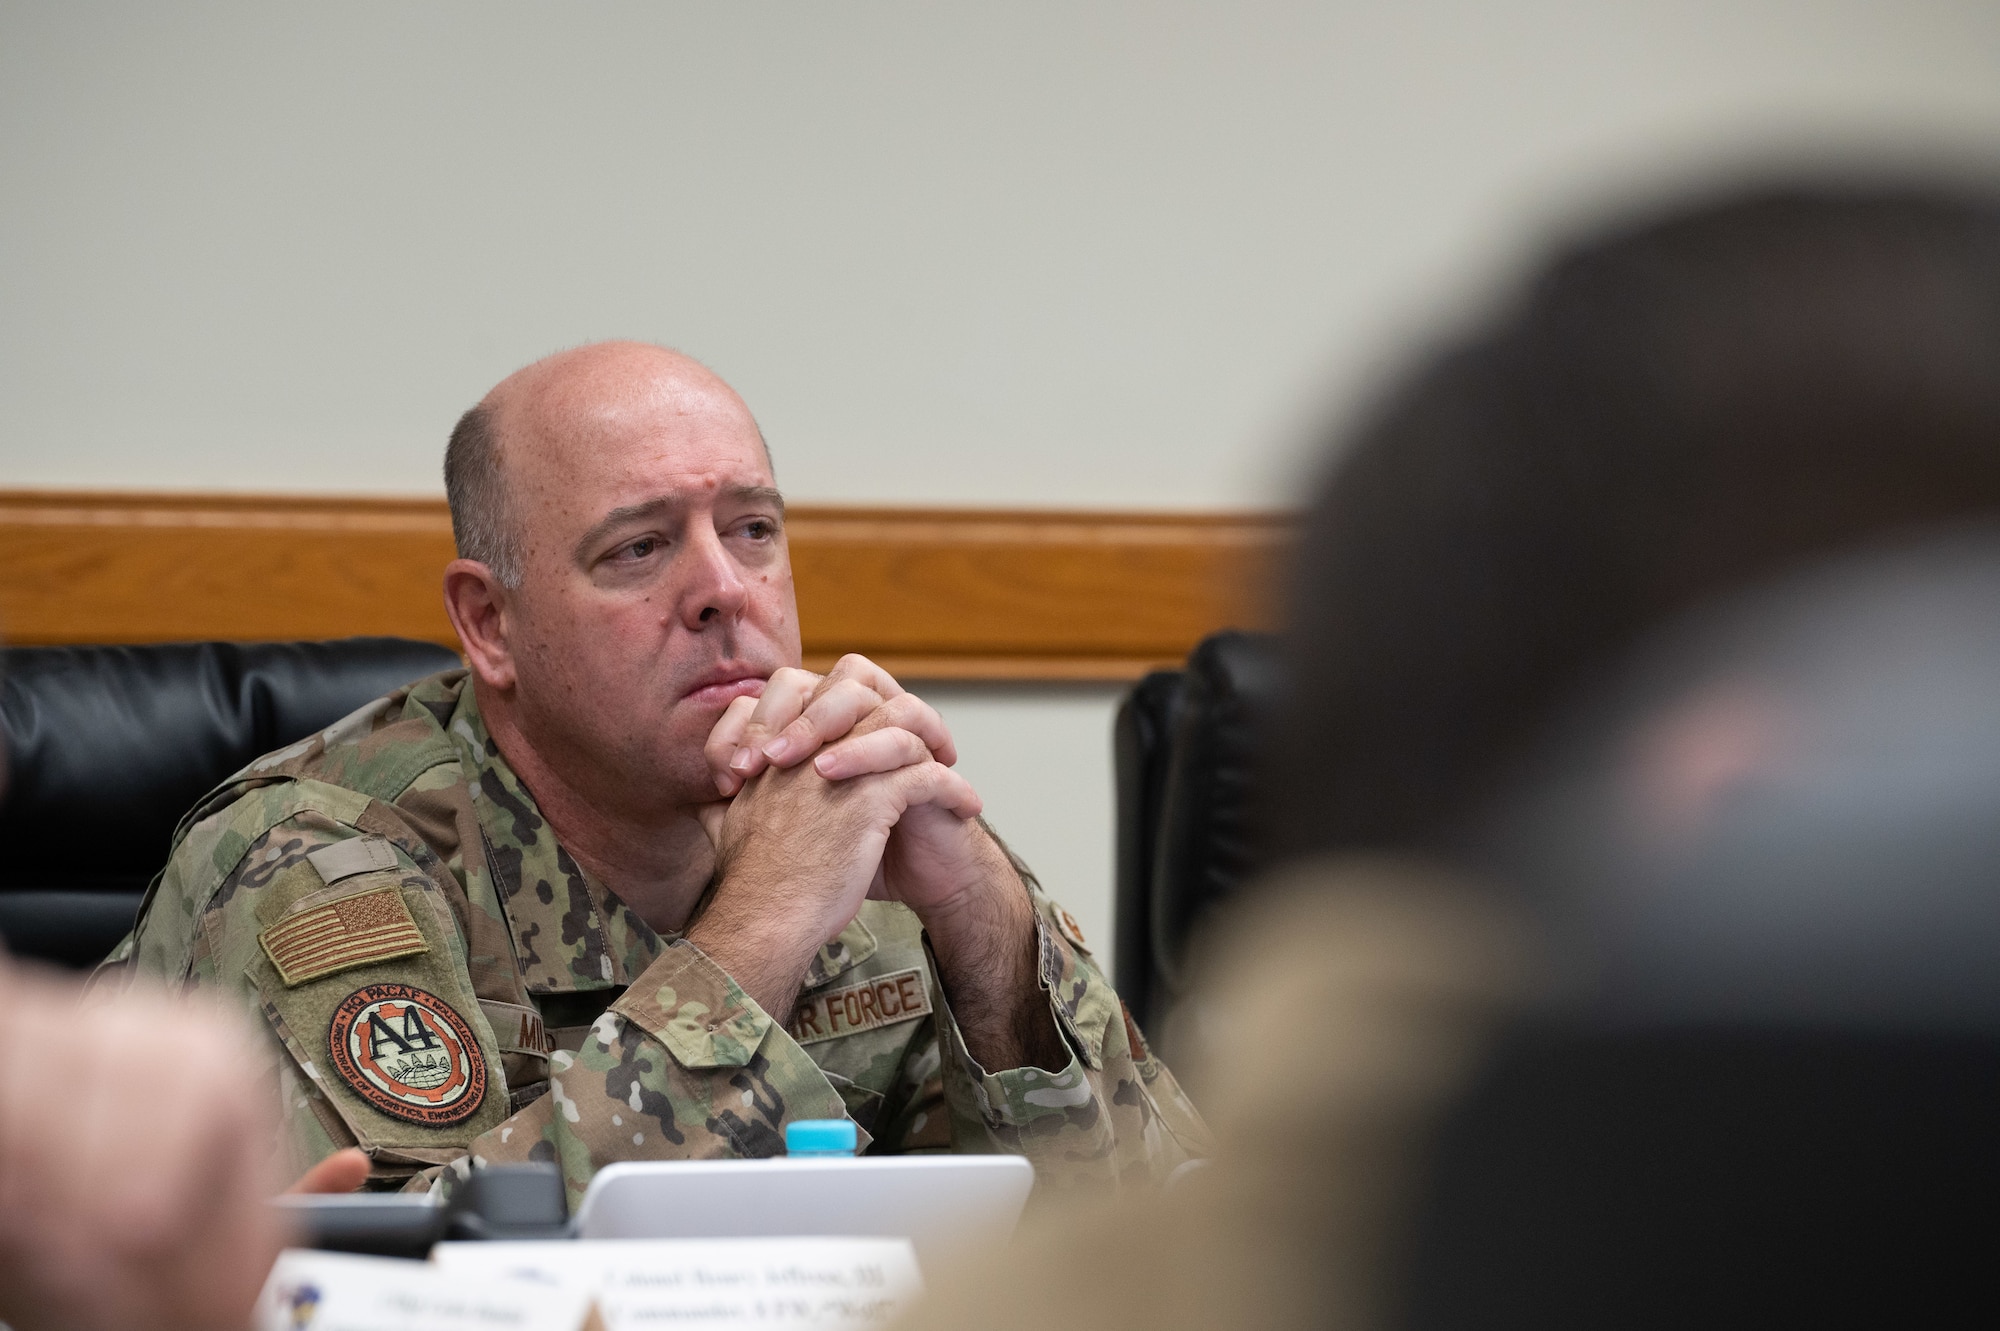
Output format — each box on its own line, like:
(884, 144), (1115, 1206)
(678, 526), (750, 630)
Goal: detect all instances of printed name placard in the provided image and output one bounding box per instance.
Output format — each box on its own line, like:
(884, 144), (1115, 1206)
(431, 1237), (926, 1329)
(255, 1249), (598, 1331)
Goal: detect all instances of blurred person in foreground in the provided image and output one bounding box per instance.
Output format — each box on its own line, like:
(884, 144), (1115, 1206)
(0, 966), (290, 1330)
(905, 184), (2000, 1328)
(0, 715), (322, 1329)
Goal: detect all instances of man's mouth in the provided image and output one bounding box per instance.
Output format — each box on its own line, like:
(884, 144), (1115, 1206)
(681, 670), (768, 708)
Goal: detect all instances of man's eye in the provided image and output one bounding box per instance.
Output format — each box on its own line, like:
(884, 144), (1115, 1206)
(739, 518), (779, 541)
(622, 538), (657, 560)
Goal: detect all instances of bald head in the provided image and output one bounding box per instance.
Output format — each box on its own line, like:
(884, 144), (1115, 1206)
(439, 338), (799, 821)
(444, 342), (767, 586)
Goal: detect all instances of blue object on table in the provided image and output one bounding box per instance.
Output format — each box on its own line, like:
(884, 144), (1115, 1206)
(785, 1119), (859, 1156)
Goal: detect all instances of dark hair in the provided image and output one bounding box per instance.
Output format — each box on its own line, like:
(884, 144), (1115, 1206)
(442, 402), (521, 587)
(1272, 184), (2000, 860)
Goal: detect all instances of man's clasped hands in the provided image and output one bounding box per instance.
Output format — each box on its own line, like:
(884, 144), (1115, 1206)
(690, 655), (1063, 1077)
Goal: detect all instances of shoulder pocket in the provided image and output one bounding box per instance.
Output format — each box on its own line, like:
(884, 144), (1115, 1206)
(250, 872), (509, 1153)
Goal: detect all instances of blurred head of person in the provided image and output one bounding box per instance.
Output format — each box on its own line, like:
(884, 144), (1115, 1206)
(1271, 183), (2000, 864)
(1388, 523), (2000, 1326)
(904, 182), (2000, 1331)
(1251, 183), (2000, 1324)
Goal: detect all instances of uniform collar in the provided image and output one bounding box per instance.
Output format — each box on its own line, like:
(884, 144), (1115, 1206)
(440, 680), (882, 996)
(444, 683), (665, 994)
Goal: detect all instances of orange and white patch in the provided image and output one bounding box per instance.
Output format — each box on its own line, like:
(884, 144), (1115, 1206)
(327, 984), (486, 1126)
(1055, 908), (1092, 953)
(788, 966), (932, 1046)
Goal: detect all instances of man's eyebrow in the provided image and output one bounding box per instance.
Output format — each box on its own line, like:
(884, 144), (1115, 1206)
(572, 487), (788, 563)
(728, 485), (787, 515)
(573, 497), (674, 563)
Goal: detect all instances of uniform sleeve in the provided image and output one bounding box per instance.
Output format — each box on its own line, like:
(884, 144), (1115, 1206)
(459, 936), (858, 1209)
(124, 804), (513, 1188)
(926, 890), (1213, 1192)
(461, 899), (1210, 1206)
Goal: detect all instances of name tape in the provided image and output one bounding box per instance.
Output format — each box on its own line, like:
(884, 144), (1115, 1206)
(788, 966), (932, 1046)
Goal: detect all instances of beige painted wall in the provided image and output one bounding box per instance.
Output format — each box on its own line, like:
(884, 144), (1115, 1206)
(913, 683), (1127, 970)
(5, 1), (2000, 974)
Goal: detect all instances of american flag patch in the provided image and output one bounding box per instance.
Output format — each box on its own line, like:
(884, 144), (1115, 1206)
(259, 886), (429, 987)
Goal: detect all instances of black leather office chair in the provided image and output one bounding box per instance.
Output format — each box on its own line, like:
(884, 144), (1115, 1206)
(1113, 630), (1280, 1032)
(0, 638), (461, 967)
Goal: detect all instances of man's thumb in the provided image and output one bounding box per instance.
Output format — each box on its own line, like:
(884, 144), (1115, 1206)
(286, 1147), (370, 1196)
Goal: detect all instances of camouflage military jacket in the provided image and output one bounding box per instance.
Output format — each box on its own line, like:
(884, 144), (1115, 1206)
(100, 671), (1208, 1202)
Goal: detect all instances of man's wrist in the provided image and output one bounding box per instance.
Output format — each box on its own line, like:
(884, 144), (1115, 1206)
(682, 868), (826, 1022)
(916, 848), (1065, 1073)
(906, 825), (1033, 964)
(918, 877), (1035, 982)
(681, 922), (808, 1026)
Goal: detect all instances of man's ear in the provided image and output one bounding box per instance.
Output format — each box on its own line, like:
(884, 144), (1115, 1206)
(442, 559), (518, 690)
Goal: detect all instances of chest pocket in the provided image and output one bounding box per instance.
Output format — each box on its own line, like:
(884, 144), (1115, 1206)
(785, 909), (937, 1131)
(789, 966), (933, 1047)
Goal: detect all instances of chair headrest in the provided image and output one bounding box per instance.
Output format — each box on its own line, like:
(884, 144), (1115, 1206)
(1149, 630), (1281, 996)
(0, 638), (461, 892)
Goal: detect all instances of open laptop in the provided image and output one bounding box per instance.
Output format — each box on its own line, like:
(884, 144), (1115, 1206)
(572, 1155), (1035, 1271)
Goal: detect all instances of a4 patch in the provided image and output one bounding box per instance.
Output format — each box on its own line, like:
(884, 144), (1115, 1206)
(327, 983), (488, 1126)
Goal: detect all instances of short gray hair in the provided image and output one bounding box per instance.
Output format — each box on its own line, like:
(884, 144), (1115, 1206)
(443, 403), (524, 588)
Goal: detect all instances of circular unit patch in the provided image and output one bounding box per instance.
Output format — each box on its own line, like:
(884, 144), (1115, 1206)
(327, 983), (487, 1126)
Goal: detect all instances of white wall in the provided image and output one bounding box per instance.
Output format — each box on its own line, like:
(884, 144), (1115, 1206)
(5, 1), (2000, 973)
(4, 2), (1998, 507)
(913, 685), (1126, 972)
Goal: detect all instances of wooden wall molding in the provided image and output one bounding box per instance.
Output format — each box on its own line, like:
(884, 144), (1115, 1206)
(0, 490), (1290, 680)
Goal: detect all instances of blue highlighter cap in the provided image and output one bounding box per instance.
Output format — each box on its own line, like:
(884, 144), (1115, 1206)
(785, 1119), (859, 1156)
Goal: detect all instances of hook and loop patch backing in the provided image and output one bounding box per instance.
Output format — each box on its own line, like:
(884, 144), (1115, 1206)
(260, 885), (430, 987)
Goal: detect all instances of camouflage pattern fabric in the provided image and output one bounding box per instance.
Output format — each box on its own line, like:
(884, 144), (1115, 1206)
(95, 671), (1210, 1202)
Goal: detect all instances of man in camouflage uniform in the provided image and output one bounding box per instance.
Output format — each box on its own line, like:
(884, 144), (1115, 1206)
(99, 342), (1208, 1203)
